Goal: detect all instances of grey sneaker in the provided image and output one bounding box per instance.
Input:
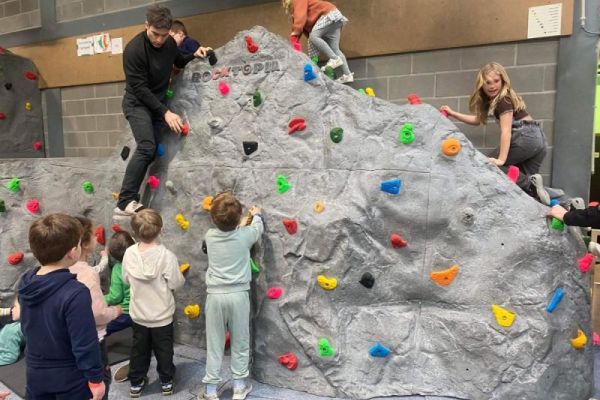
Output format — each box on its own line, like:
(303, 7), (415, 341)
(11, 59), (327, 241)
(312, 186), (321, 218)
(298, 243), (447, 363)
(321, 57), (343, 71)
(336, 73), (355, 84)
(114, 200), (145, 217)
(232, 381), (253, 400)
(570, 197), (585, 210)
(529, 174), (550, 205)
(197, 381), (229, 400)
(589, 242), (600, 257)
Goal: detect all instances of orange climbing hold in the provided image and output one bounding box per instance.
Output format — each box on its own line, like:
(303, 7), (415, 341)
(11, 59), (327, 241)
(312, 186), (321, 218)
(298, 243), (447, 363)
(202, 196), (214, 211)
(441, 138), (461, 157)
(283, 218), (298, 234)
(430, 264), (459, 286)
(288, 117), (306, 134)
(390, 233), (407, 248)
(95, 226), (105, 246)
(7, 252), (24, 265)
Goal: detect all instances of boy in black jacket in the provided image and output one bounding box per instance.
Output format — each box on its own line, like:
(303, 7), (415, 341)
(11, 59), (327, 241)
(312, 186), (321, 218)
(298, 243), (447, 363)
(18, 213), (105, 399)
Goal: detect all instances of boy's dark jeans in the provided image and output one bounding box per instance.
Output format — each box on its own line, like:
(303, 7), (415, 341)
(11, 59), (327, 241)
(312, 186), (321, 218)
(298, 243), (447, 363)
(106, 313), (133, 336)
(100, 338), (111, 400)
(129, 322), (175, 385)
(117, 94), (166, 210)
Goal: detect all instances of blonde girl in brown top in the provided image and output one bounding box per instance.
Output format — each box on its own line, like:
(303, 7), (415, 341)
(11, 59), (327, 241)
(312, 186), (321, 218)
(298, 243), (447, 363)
(441, 62), (550, 204)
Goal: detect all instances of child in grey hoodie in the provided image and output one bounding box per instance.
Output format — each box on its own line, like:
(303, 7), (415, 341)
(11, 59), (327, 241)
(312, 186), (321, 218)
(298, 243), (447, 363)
(122, 209), (185, 397)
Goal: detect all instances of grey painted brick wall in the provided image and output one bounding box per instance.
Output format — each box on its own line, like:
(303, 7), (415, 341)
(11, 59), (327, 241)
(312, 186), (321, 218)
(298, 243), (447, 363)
(56, 0), (164, 22)
(0, 0), (40, 34)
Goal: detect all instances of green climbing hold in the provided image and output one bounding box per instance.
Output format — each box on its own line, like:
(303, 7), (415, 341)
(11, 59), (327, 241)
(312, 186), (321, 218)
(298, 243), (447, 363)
(399, 123), (415, 144)
(7, 177), (20, 193)
(330, 127), (343, 144)
(166, 88), (174, 99)
(0, 199), (5, 213)
(82, 181), (94, 194)
(324, 66), (335, 80)
(250, 258), (260, 274)
(277, 175), (292, 194)
(312, 56), (319, 65)
(318, 338), (335, 357)
(253, 90), (262, 107)
(358, 88), (366, 95)
(551, 217), (565, 231)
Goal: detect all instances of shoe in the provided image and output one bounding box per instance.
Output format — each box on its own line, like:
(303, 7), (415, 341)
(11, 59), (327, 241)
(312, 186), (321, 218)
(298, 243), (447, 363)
(589, 242), (600, 257)
(232, 381), (253, 400)
(114, 363), (130, 383)
(161, 381), (174, 396)
(197, 381), (229, 400)
(114, 200), (145, 217)
(529, 174), (550, 206)
(321, 57), (343, 71)
(335, 73), (354, 84)
(570, 197), (586, 210)
(130, 377), (148, 398)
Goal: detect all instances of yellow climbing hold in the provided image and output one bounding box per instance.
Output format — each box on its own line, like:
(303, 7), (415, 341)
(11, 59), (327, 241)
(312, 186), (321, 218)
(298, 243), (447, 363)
(25, 102), (32, 111)
(571, 329), (587, 349)
(314, 200), (325, 213)
(202, 196), (214, 211)
(365, 87), (376, 97)
(317, 275), (337, 290)
(179, 263), (190, 273)
(492, 304), (516, 327)
(175, 213), (190, 230)
(184, 304), (200, 319)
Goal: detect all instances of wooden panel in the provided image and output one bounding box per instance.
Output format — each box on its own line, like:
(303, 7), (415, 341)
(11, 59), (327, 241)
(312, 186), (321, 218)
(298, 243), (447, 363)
(9, 0), (573, 88)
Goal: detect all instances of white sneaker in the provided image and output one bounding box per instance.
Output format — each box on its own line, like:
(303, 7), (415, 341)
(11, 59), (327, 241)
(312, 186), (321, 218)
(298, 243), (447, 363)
(589, 242), (600, 257)
(321, 57), (343, 71)
(529, 174), (550, 206)
(113, 200), (145, 217)
(570, 197), (585, 210)
(197, 381), (229, 400)
(232, 382), (252, 400)
(335, 73), (354, 84)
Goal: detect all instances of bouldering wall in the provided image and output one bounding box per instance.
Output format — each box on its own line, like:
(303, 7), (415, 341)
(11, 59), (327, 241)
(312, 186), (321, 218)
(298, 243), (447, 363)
(0, 27), (593, 399)
(0, 47), (44, 158)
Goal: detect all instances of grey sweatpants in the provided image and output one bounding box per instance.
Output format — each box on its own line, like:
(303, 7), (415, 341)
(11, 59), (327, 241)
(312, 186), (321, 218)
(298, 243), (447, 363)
(202, 291), (250, 385)
(309, 20), (351, 75)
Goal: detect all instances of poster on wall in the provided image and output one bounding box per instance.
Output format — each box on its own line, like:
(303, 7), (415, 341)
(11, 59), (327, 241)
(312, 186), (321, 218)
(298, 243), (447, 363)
(93, 33), (112, 53)
(76, 37), (94, 56)
(527, 3), (562, 39)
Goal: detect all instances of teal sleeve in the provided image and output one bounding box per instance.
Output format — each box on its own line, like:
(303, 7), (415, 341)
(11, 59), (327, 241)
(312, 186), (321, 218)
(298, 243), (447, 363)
(0, 322), (24, 366)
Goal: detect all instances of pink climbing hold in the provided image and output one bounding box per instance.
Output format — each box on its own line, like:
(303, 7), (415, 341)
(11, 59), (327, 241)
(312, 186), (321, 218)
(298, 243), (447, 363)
(407, 94), (422, 105)
(245, 35), (259, 53)
(507, 166), (520, 183)
(26, 199), (40, 214)
(289, 36), (302, 52)
(288, 117), (306, 134)
(283, 218), (298, 235)
(439, 107), (449, 117)
(147, 175), (160, 189)
(25, 71), (37, 81)
(181, 122), (190, 136)
(390, 233), (407, 248)
(218, 80), (230, 96)
(7, 252), (24, 265)
(594, 332), (600, 346)
(578, 253), (594, 273)
(267, 287), (283, 299)
(33, 139), (42, 151)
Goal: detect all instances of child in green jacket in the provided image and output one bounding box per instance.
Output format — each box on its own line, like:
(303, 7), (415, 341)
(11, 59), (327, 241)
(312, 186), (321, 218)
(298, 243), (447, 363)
(0, 297), (25, 366)
(105, 231), (136, 336)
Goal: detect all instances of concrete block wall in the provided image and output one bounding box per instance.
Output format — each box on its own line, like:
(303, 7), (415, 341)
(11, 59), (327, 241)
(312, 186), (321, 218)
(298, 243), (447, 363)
(56, 0), (163, 22)
(0, 0), (40, 35)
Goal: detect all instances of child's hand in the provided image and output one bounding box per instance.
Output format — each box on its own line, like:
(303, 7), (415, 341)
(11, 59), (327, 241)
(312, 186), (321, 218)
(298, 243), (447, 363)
(0, 391), (10, 400)
(194, 46), (212, 58)
(88, 381), (105, 400)
(488, 157), (504, 166)
(100, 248), (108, 257)
(249, 206), (262, 216)
(547, 205), (567, 221)
(114, 306), (123, 317)
(440, 105), (454, 117)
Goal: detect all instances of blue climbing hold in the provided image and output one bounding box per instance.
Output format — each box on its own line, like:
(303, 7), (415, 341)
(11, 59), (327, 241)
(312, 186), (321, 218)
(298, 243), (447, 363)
(303, 64), (316, 81)
(380, 178), (402, 195)
(156, 143), (166, 157)
(369, 343), (391, 358)
(546, 288), (565, 313)
(549, 199), (560, 207)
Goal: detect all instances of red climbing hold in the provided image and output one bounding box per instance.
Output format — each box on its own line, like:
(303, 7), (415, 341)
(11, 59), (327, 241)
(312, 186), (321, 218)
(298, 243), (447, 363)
(590, 202), (599, 208)
(33, 139), (42, 151)
(289, 36), (302, 52)
(112, 224), (123, 233)
(288, 117), (306, 134)
(26, 199), (40, 214)
(0, 113), (6, 120)
(267, 287), (283, 299)
(507, 166), (520, 183)
(390, 233), (407, 248)
(181, 122), (190, 136)
(245, 35), (259, 53)
(407, 94), (422, 105)
(95, 226), (105, 246)
(7, 252), (24, 265)
(278, 352), (298, 370)
(283, 218), (298, 235)
(225, 331), (231, 350)
(578, 253), (594, 273)
(0, 47), (5, 55)
(439, 107), (449, 117)
(594, 332), (600, 346)
(218, 80), (230, 95)
(24, 71), (37, 81)
(147, 175), (160, 189)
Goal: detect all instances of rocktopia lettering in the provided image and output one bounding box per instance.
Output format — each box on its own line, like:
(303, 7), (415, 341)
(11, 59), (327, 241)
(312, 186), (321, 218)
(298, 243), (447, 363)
(191, 60), (280, 83)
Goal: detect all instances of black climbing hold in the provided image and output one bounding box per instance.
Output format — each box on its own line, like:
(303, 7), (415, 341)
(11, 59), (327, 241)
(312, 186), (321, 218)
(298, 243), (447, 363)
(243, 141), (258, 156)
(359, 272), (374, 288)
(120, 146), (130, 161)
(202, 240), (207, 254)
(0, 199), (5, 213)
(4, 83), (12, 90)
(207, 50), (218, 66)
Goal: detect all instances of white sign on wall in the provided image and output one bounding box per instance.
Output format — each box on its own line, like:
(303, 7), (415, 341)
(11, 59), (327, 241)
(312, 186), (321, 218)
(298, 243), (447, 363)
(528, 3), (562, 39)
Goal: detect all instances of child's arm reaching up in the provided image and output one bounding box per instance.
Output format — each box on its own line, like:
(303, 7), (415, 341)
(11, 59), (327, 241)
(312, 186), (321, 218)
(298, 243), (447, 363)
(241, 206), (264, 247)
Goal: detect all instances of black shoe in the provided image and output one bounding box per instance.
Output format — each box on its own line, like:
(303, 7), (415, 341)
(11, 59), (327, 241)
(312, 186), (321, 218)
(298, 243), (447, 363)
(161, 380), (174, 396)
(130, 377), (148, 398)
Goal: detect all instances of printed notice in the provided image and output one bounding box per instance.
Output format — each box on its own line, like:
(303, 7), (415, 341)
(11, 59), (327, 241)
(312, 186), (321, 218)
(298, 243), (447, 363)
(93, 32), (112, 53)
(111, 37), (123, 55)
(76, 37), (94, 56)
(528, 3), (562, 39)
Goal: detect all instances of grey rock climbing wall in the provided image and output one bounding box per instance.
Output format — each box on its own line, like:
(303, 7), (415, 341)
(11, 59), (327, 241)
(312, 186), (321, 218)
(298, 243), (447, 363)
(0, 27), (593, 399)
(0, 47), (44, 158)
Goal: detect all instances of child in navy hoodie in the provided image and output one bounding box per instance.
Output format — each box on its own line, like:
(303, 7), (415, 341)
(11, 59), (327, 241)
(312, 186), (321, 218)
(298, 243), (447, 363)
(18, 213), (105, 400)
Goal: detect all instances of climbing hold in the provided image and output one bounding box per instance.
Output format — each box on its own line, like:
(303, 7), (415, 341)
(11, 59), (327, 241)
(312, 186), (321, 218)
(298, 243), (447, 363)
(26, 199), (40, 214)
(359, 272), (375, 288)
(267, 287), (283, 299)
(289, 36), (302, 52)
(218, 80), (230, 96)
(506, 166), (520, 183)
(492, 304), (516, 328)
(317, 275), (337, 290)
(313, 200), (325, 213)
(369, 343), (391, 358)
(202, 240), (207, 254)
(330, 127), (343, 143)
(439, 107), (449, 117)
(4, 83), (11, 91)
(318, 338), (335, 357)
(82, 181), (94, 194)
(95, 226), (105, 246)
(590, 201), (599, 208)
(282, 218), (297, 235)
(594, 332), (600, 346)
(380, 178), (402, 195)
(202, 196), (214, 211)
(33, 139), (42, 151)
(181, 122), (190, 136)
(324, 66), (335, 80)
(7, 177), (20, 193)
(245, 35), (259, 53)
(252, 90), (262, 107)
(365, 87), (376, 97)
(0, 199), (5, 213)
(430, 264), (459, 286)
(112, 192), (120, 201)
(243, 141), (258, 156)
(0, 113), (5, 120)
(179, 263), (190, 273)
(165, 88), (174, 99)
(311, 55), (319, 65)
(407, 93), (422, 105)
(184, 304), (201, 319)
(546, 288), (565, 313)
(358, 88), (366, 95)
(24, 71), (37, 80)
(278, 352), (298, 370)
(550, 218), (565, 231)
(165, 180), (176, 194)
(571, 329), (587, 349)
(578, 253), (594, 273)
(207, 49), (218, 66)
(7, 252), (24, 265)
(303, 64), (317, 81)
(399, 123), (415, 144)
(25, 102), (32, 111)
(288, 117), (306, 134)
(208, 117), (223, 130)
(441, 138), (461, 157)
(175, 213), (190, 230)
(250, 258), (260, 274)
(147, 175), (160, 189)
(277, 175), (292, 194)
(390, 233), (408, 248)
(120, 146), (130, 161)
(156, 143), (166, 157)
(550, 199), (560, 207)
(112, 224), (123, 233)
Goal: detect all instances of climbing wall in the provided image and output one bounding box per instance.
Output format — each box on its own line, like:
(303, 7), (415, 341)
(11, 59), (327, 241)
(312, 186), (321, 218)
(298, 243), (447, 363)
(0, 47), (44, 158)
(0, 27), (594, 399)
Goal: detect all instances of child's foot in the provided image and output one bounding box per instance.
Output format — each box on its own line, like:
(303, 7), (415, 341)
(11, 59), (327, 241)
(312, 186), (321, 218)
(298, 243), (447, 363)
(130, 377), (148, 398)
(569, 197), (585, 210)
(589, 241), (600, 257)
(114, 200), (145, 217)
(335, 72), (354, 84)
(161, 381), (174, 396)
(114, 363), (130, 382)
(197, 381), (229, 400)
(529, 174), (550, 205)
(232, 379), (252, 400)
(321, 57), (343, 71)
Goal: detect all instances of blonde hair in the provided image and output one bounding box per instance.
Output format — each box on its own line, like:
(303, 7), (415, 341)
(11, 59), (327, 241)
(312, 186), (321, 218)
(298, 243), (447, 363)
(469, 62), (526, 125)
(131, 209), (163, 242)
(282, 0), (293, 15)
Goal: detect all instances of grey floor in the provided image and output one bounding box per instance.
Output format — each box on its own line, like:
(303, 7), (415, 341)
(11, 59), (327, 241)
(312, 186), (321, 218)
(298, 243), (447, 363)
(1, 345), (599, 399)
